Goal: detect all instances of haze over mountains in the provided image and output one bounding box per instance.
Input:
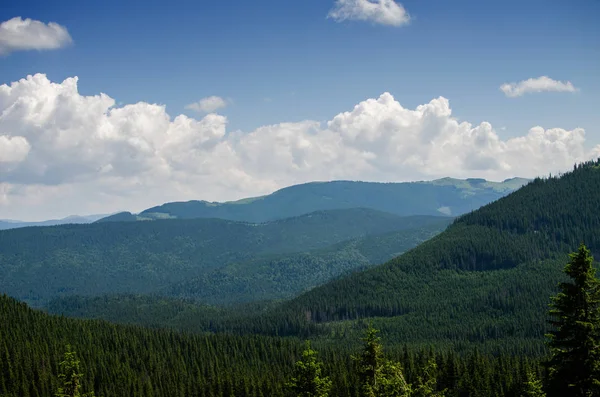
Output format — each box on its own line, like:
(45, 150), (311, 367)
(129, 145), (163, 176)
(98, 177), (529, 223)
(0, 214), (110, 230)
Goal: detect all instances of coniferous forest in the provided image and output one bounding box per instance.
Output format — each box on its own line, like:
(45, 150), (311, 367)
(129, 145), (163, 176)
(2, 160), (600, 396)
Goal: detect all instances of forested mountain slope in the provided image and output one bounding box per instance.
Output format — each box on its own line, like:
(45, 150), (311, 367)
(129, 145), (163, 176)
(163, 224), (449, 304)
(260, 161), (600, 347)
(108, 177), (528, 223)
(0, 293), (538, 397)
(0, 208), (448, 306)
(45, 221), (449, 312)
(43, 162), (600, 354)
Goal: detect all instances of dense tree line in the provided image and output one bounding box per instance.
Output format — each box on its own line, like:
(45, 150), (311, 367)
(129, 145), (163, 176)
(1, 292), (542, 397)
(5, 243), (599, 396)
(287, 243), (600, 396)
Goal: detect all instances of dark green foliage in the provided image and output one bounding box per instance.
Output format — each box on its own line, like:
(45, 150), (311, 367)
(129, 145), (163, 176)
(164, 225), (449, 305)
(545, 244), (600, 397)
(411, 359), (444, 397)
(0, 293), (296, 397)
(0, 293), (537, 397)
(0, 209), (448, 306)
(286, 342), (332, 397)
(133, 178), (527, 223)
(46, 294), (224, 332)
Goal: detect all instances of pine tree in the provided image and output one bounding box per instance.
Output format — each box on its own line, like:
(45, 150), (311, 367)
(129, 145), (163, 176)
(286, 341), (332, 397)
(353, 324), (411, 397)
(55, 346), (94, 397)
(520, 371), (545, 397)
(354, 324), (384, 397)
(546, 244), (600, 397)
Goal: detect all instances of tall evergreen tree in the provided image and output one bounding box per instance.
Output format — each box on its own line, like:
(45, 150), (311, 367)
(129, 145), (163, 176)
(286, 341), (331, 397)
(520, 371), (545, 397)
(55, 346), (94, 397)
(353, 324), (411, 397)
(354, 324), (385, 397)
(546, 243), (600, 397)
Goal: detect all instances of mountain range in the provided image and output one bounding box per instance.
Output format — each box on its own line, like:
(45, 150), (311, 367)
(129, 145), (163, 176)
(46, 161), (600, 353)
(97, 177), (529, 223)
(0, 214), (111, 230)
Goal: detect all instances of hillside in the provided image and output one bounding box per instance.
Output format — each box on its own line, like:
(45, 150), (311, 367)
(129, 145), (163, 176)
(101, 177), (529, 223)
(0, 208), (448, 306)
(261, 160), (600, 348)
(51, 161), (600, 354)
(49, 221), (450, 308)
(0, 293), (535, 397)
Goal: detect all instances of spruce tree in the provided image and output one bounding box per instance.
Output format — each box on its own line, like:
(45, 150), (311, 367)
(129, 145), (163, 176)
(354, 325), (384, 397)
(55, 346), (94, 397)
(286, 341), (331, 397)
(546, 243), (600, 397)
(521, 371), (545, 397)
(353, 324), (411, 397)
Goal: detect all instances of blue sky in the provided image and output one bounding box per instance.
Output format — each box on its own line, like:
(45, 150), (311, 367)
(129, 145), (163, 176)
(3, 0), (598, 134)
(1, 0), (599, 220)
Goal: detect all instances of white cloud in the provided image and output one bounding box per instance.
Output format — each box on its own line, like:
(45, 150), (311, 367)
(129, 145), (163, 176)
(0, 17), (72, 55)
(500, 76), (579, 97)
(1, 74), (598, 220)
(328, 0), (410, 26)
(0, 135), (30, 163)
(185, 96), (228, 113)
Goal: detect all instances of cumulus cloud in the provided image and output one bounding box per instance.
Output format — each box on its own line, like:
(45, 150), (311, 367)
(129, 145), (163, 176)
(328, 0), (410, 26)
(0, 135), (30, 163)
(500, 76), (579, 97)
(185, 96), (228, 113)
(0, 17), (72, 55)
(1, 73), (598, 220)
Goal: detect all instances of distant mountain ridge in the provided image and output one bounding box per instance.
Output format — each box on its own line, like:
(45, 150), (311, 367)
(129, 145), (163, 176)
(97, 177), (529, 223)
(0, 214), (111, 230)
